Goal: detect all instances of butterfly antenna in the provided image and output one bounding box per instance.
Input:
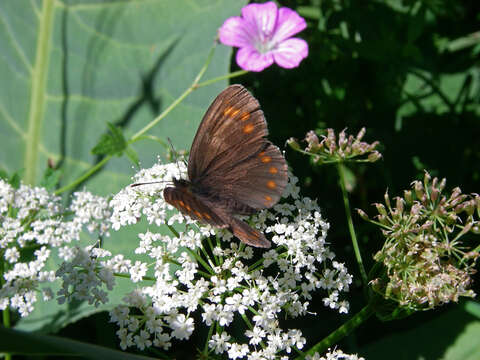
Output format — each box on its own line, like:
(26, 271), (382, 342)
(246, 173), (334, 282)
(130, 180), (167, 187)
(167, 137), (188, 171)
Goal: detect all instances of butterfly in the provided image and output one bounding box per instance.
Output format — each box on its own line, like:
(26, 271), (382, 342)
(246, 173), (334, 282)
(163, 84), (288, 248)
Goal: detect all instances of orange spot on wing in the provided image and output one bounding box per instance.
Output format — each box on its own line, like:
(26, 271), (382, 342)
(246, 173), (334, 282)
(203, 213), (212, 220)
(269, 166), (278, 174)
(185, 204), (192, 211)
(223, 107), (234, 116)
(243, 123), (254, 134)
(240, 112), (250, 121)
(267, 180), (276, 189)
(265, 195), (272, 201)
(258, 151), (265, 157)
(231, 109), (240, 117)
(261, 156), (271, 163)
(194, 210), (202, 218)
(179, 200), (185, 207)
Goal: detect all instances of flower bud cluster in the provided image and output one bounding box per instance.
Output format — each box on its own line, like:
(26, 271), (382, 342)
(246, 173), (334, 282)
(359, 172), (479, 310)
(288, 128), (382, 164)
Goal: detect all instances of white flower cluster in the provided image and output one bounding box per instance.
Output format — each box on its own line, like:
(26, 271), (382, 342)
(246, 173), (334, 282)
(109, 161), (352, 359)
(307, 349), (365, 360)
(110, 160), (191, 230)
(0, 179), (112, 317)
(56, 246), (123, 307)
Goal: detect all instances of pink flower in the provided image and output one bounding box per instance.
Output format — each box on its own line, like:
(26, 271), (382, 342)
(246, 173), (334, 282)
(219, 2), (308, 72)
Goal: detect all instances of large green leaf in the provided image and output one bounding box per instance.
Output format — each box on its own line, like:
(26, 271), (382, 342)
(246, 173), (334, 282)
(1, 0), (246, 332)
(0, 326), (156, 359)
(0, 0), (243, 192)
(361, 303), (480, 360)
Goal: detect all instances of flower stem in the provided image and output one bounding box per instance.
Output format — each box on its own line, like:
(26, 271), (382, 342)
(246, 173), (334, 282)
(196, 70), (249, 88)
(337, 163), (368, 286)
(54, 155), (112, 195)
(2, 258), (12, 360)
(296, 302), (375, 358)
(24, 0), (54, 185)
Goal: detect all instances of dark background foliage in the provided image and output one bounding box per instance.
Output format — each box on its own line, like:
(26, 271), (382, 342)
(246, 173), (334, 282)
(8, 0), (480, 359)
(241, 0), (480, 358)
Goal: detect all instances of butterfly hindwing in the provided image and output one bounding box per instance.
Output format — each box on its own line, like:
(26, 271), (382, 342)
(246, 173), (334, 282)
(163, 185), (228, 228)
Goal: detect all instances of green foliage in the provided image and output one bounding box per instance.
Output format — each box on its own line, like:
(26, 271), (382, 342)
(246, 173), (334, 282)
(91, 123), (127, 157)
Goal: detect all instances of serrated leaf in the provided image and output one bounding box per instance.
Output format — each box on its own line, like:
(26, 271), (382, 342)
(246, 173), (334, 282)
(91, 123), (127, 157)
(125, 146), (140, 167)
(40, 167), (62, 190)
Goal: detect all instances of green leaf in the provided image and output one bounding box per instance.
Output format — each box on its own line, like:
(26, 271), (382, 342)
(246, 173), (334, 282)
(125, 146), (140, 167)
(362, 303), (480, 359)
(91, 123), (127, 157)
(40, 167), (62, 190)
(0, 326), (156, 359)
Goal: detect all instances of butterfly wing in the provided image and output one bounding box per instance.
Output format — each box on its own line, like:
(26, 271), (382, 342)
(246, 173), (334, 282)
(164, 185), (271, 248)
(163, 185), (228, 228)
(189, 84), (288, 213)
(188, 84), (268, 181)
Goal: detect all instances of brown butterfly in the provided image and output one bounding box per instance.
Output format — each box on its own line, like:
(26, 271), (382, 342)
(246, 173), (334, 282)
(163, 84), (288, 248)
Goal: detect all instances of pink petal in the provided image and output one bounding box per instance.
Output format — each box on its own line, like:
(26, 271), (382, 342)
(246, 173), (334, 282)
(272, 38), (308, 69)
(272, 7), (307, 43)
(236, 46), (274, 72)
(241, 2), (278, 40)
(219, 16), (255, 48)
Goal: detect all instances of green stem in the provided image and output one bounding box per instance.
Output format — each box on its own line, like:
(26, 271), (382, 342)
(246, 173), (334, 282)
(2, 258), (11, 360)
(54, 155), (112, 195)
(130, 42), (218, 142)
(296, 303), (375, 359)
(203, 322), (216, 355)
(24, 0), (55, 185)
(337, 163), (368, 286)
(196, 70), (248, 88)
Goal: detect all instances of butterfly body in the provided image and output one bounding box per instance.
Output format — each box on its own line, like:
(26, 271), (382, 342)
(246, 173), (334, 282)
(164, 85), (287, 248)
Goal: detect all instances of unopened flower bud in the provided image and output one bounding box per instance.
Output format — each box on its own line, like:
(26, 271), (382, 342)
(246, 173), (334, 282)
(384, 191), (391, 210)
(356, 127), (366, 141)
(395, 197), (404, 215)
(305, 130), (319, 146)
(424, 171), (431, 186)
(287, 138), (301, 151)
(430, 187), (439, 203)
(368, 151), (382, 162)
(356, 208), (369, 221)
(375, 203), (388, 216)
(338, 129), (347, 148)
(413, 181), (424, 201)
(404, 190), (413, 205)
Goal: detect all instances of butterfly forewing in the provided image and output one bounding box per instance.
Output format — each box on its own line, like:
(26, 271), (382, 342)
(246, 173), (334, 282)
(188, 85), (268, 181)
